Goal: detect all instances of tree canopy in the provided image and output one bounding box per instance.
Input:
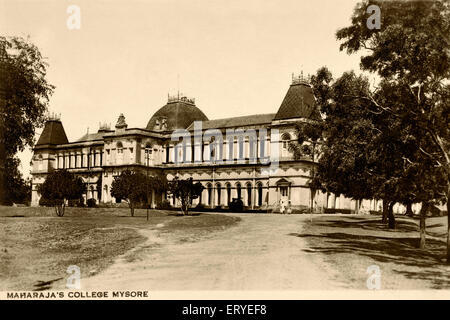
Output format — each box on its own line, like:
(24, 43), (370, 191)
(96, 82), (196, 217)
(0, 36), (54, 204)
(336, 0), (450, 250)
(0, 36), (54, 157)
(168, 177), (204, 215)
(110, 170), (167, 216)
(38, 169), (84, 216)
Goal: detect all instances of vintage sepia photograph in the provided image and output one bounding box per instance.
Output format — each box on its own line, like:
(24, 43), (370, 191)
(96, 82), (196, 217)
(0, 0), (449, 302)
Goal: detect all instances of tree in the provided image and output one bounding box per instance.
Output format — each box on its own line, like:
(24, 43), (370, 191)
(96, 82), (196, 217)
(3, 157), (28, 205)
(289, 121), (323, 214)
(4, 156), (31, 205)
(295, 68), (399, 226)
(37, 170), (84, 216)
(168, 177), (204, 215)
(110, 170), (167, 216)
(0, 36), (54, 205)
(337, 0), (450, 255)
(295, 67), (445, 235)
(110, 170), (147, 217)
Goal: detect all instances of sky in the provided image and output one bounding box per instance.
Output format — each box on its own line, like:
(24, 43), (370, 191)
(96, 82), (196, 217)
(1, 0), (365, 178)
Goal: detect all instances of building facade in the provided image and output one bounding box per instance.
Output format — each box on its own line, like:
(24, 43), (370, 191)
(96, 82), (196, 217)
(30, 75), (381, 213)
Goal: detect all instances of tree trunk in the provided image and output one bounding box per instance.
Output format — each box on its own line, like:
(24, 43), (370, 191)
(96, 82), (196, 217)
(55, 203), (64, 217)
(382, 200), (388, 224)
(388, 202), (396, 229)
(405, 202), (414, 217)
(130, 204), (134, 217)
(419, 202), (428, 249)
(182, 199), (189, 215)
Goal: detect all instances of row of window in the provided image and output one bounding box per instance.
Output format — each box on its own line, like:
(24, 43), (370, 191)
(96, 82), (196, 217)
(163, 139), (285, 164)
(55, 151), (103, 169)
(35, 133), (294, 170)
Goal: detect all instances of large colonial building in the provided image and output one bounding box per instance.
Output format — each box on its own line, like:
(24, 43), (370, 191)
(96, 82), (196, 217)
(30, 74), (381, 212)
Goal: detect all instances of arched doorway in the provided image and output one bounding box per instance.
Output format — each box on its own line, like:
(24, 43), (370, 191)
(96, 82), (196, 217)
(226, 183), (231, 205)
(236, 182), (241, 200)
(216, 183), (222, 206)
(207, 183), (213, 207)
(246, 183), (252, 207)
(257, 182), (263, 206)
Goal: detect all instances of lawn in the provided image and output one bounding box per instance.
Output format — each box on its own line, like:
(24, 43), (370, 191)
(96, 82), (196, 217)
(0, 206), (240, 291)
(300, 215), (450, 289)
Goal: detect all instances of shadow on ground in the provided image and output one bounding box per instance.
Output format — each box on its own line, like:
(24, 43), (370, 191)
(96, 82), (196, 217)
(289, 216), (450, 289)
(309, 216), (420, 232)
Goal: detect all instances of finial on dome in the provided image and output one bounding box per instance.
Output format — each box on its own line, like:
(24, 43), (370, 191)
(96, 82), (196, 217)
(291, 71), (311, 86)
(167, 93), (196, 105)
(47, 111), (61, 121)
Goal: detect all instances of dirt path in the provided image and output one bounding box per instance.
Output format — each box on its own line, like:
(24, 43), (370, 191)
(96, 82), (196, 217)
(81, 214), (347, 290)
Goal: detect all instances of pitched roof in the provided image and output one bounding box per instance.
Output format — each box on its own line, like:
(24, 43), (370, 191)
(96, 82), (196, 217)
(75, 131), (108, 142)
(187, 113), (276, 130)
(274, 83), (320, 121)
(36, 120), (69, 146)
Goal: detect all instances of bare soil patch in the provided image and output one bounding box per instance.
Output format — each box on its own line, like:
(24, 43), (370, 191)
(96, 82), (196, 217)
(0, 206), (239, 291)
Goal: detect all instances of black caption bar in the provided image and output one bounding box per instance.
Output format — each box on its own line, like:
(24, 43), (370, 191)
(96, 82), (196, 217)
(0, 300), (443, 319)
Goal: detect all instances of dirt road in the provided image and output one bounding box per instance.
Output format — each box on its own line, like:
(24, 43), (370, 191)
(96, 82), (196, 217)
(81, 214), (347, 290)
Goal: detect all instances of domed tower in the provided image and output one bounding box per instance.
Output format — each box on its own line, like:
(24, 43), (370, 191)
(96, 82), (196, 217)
(146, 94), (208, 132)
(31, 113), (69, 206)
(274, 72), (320, 121)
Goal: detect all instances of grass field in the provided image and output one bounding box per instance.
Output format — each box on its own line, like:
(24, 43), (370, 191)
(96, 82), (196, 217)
(0, 206), (240, 291)
(301, 215), (450, 289)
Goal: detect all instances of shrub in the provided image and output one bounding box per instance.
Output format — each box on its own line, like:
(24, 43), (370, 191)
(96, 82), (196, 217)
(76, 201), (85, 207)
(86, 198), (97, 208)
(323, 208), (354, 214)
(195, 203), (205, 210)
(68, 199), (83, 207)
(157, 199), (172, 210)
(229, 198), (244, 212)
(38, 196), (53, 207)
(290, 208), (310, 214)
(97, 201), (113, 208)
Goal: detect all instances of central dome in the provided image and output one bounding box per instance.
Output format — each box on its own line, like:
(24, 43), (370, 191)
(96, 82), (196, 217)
(146, 96), (208, 131)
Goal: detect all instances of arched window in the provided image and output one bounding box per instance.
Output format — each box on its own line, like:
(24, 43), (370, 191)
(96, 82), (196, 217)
(116, 142), (124, 164)
(281, 132), (291, 157)
(236, 182), (241, 200)
(216, 183), (221, 206)
(207, 183), (213, 206)
(246, 183), (252, 206)
(37, 155), (43, 171)
(226, 183), (232, 205)
(257, 183), (263, 206)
